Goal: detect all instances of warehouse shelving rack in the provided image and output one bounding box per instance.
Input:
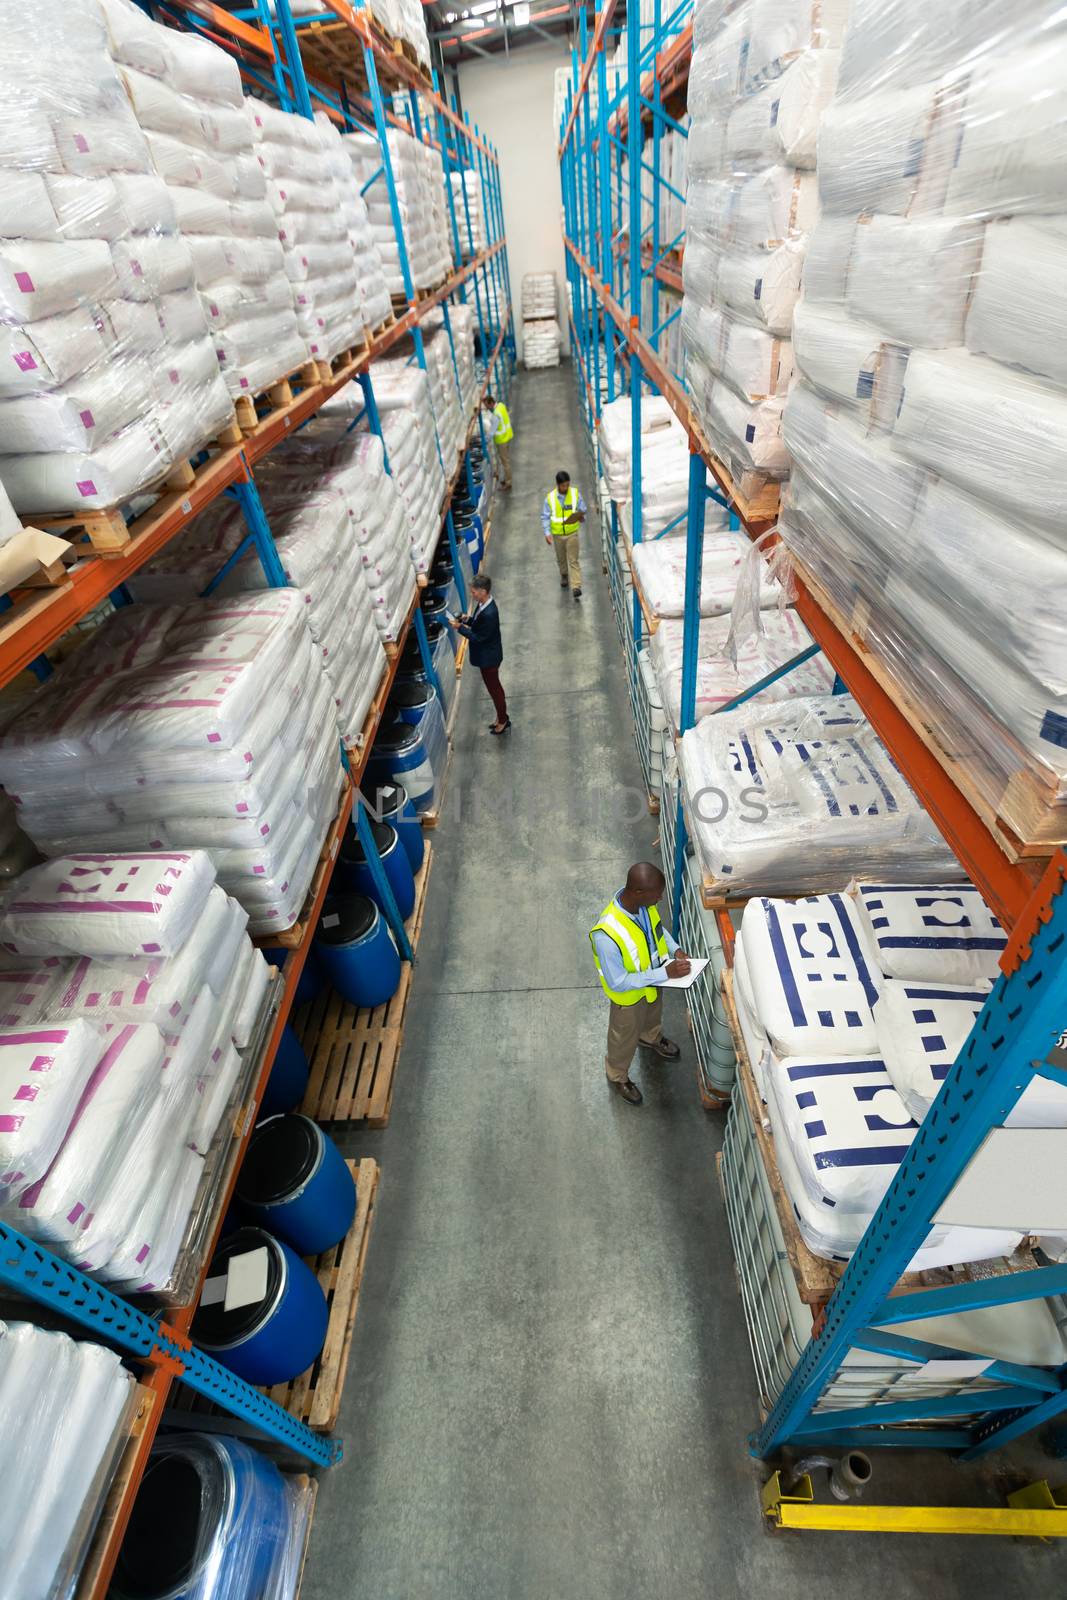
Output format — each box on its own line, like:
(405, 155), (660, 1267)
(0, 4), (514, 1593)
(559, 0), (1067, 1476)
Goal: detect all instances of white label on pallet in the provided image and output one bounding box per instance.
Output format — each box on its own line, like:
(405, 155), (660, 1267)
(180, 499), (192, 516)
(225, 1246), (270, 1312)
(201, 1274), (227, 1307)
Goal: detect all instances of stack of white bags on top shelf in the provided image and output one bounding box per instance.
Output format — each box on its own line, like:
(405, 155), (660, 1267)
(648, 601), (833, 728)
(523, 321), (560, 369)
(415, 321), (465, 458)
(682, 0), (847, 490)
(598, 395), (729, 543)
(0, 592), (344, 935)
(344, 128), (451, 297)
(778, 0), (1067, 841)
(521, 272), (557, 321)
(0, 850), (272, 1294)
(367, 360), (447, 572)
(0, 1324), (135, 1600)
(733, 880), (1067, 1267)
(0, 0), (234, 516)
(449, 169), (486, 258)
(314, 112), (392, 339)
(678, 690), (958, 897)
(101, 0), (309, 403)
(447, 303), (478, 415)
(368, 0), (432, 69)
(246, 96), (363, 366)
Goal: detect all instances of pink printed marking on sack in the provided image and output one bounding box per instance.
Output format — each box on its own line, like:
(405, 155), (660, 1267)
(13, 351), (37, 370)
(141, 943), (161, 953)
(260, 823), (270, 836)
(239, 374), (249, 387)
(236, 802), (249, 814)
(14, 1084), (37, 1102)
(73, 134), (89, 153)
(67, 1202), (85, 1224)
(130, 259), (143, 277)
(14, 272), (35, 293)
(76, 479), (98, 497)
(0, 1116), (24, 1133)
(80, 409), (95, 429)
(136, 1244), (150, 1263)
(207, 732), (222, 743)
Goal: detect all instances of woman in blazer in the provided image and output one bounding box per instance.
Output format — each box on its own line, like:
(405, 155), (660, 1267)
(449, 573), (510, 735)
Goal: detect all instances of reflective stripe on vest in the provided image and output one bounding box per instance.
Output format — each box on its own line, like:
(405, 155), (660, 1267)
(548, 487), (580, 535)
(494, 402), (513, 443)
(589, 900), (669, 1005)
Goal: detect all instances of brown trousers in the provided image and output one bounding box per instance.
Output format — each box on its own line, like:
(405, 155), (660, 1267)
(553, 531), (582, 589)
(495, 438), (512, 486)
(604, 990), (663, 1083)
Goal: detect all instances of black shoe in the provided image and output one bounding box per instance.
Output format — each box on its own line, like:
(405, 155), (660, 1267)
(573, 588), (582, 601)
(489, 718), (512, 736)
(645, 1035), (680, 1060)
(560, 576), (569, 588)
(612, 1079), (643, 1105)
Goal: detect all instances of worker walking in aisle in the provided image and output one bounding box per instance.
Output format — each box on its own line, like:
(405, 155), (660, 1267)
(449, 573), (510, 736)
(590, 863), (689, 1105)
(482, 392), (513, 491)
(542, 469), (585, 600)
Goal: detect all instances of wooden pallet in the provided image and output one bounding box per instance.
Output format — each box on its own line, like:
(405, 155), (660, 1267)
(233, 362), (322, 433)
(298, 846), (433, 1127)
(369, 310), (397, 341)
(265, 1160), (379, 1431)
(74, 1383), (157, 1600)
(796, 554), (1067, 860)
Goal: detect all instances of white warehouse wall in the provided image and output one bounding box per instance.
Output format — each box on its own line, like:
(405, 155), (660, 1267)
(458, 41), (570, 361)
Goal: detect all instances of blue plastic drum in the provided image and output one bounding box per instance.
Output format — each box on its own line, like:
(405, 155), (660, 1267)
(388, 679), (433, 729)
(366, 780), (424, 874)
(367, 718), (435, 812)
(260, 1024), (309, 1117)
(112, 1434), (289, 1600)
(337, 817), (415, 920)
(192, 1228), (328, 1387)
(314, 893), (401, 1008)
(237, 1114), (355, 1255)
(261, 946), (325, 1008)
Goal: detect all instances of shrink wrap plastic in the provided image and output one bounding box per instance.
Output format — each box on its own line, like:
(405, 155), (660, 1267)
(314, 112), (391, 337)
(450, 169), (487, 259)
(0, 1322), (135, 1600)
(631, 526), (780, 619)
(683, 0), (842, 487)
(0, 0), (234, 514)
(0, 849), (271, 1295)
(100, 0), (308, 400)
(649, 605), (833, 727)
(367, 359), (448, 572)
(521, 272), (556, 320)
(343, 127), (451, 296)
(779, 0), (1067, 836)
(523, 320), (561, 369)
(0, 592), (344, 933)
(678, 691), (959, 896)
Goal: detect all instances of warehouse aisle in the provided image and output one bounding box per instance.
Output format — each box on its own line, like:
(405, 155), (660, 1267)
(302, 369), (1048, 1600)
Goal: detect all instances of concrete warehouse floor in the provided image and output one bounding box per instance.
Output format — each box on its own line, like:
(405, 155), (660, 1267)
(302, 366), (1062, 1598)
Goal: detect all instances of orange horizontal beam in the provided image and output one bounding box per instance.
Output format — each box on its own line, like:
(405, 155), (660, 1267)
(611, 20), (692, 140)
(559, 0), (619, 156)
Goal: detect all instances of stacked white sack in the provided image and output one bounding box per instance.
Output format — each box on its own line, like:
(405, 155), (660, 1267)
(599, 393), (733, 545)
(101, 0), (308, 402)
(450, 169), (486, 259)
(678, 690), (959, 897)
(447, 302), (478, 415)
(523, 320), (560, 369)
(0, 592), (344, 934)
(521, 271), (556, 320)
(777, 0), (1067, 834)
(0, 0), (234, 515)
(682, 0), (847, 488)
(732, 888), (1022, 1270)
(0, 1324), (134, 1600)
(246, 96), (363, 365)
(369, 359), (447, 572)
(125, 461), (390, 734)
(404, 321), (464, 457)
(649, 606), (834, 727)
(344, 128), (451, 296)
(0, 849), (272, 1293)
(313, 112), (392, 339)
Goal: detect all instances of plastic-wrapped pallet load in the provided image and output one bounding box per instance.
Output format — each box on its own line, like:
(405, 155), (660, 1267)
(449, 169), (486, 259)
(101, 0), (309, 403)
(0, 592), (344, 934)
(245, 96), (363, 367)
(649, 606), (834, 727)
(521, 271), (556, 321)
(523, 319), (560, 369)
(126, 448), (392, 736)
(597, 395), (697, 537)
(678, 691), (960, 897)
(0, 1323), (135, 1600)
(0, 0), (235, 516)
(631, 527), (780, 619)
(344, 127), (451, 297)
(682, 0), (847, 500)
(368, 360), (447, 573)
(777, 0), (1067, 846)
(314, 112), (392, 340)
(446, 303), (478, 416)
(731, 889), (1023, 1270)
(0, 849), (272, 1293)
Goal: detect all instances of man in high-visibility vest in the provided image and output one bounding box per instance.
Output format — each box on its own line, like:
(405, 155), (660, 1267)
(589, 862), (689, 1104)
(541, 469), (586, 600)
(482, 392), (512, 491)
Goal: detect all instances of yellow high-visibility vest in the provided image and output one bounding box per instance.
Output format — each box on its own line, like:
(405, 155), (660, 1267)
(589, 900), (670, 1005)
(494, 402), (513, 443)
(547, 487), (581, 535)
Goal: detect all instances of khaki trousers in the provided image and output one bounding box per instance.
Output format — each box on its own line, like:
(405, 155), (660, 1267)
(495, 438), (512, 487)
(605, 990), (663, 1083)
(553, 531), (582, 589)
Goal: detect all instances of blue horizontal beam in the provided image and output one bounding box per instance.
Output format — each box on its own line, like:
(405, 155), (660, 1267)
(874, 1264), (1067, 1327)
(715, 644), (822, 716)
(795, 1386), (1042, 1435)
(854, 1327), (1062, 1396)
(786, 1427), (974, 1452)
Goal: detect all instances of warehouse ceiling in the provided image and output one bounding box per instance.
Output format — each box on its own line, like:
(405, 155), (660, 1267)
(428, 0), (608, 66)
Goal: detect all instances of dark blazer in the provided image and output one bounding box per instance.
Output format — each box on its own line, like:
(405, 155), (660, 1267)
(457, 598), (503, 668)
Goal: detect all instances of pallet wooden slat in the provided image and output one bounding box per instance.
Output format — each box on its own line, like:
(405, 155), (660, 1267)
(298, 846), (433, 1127)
